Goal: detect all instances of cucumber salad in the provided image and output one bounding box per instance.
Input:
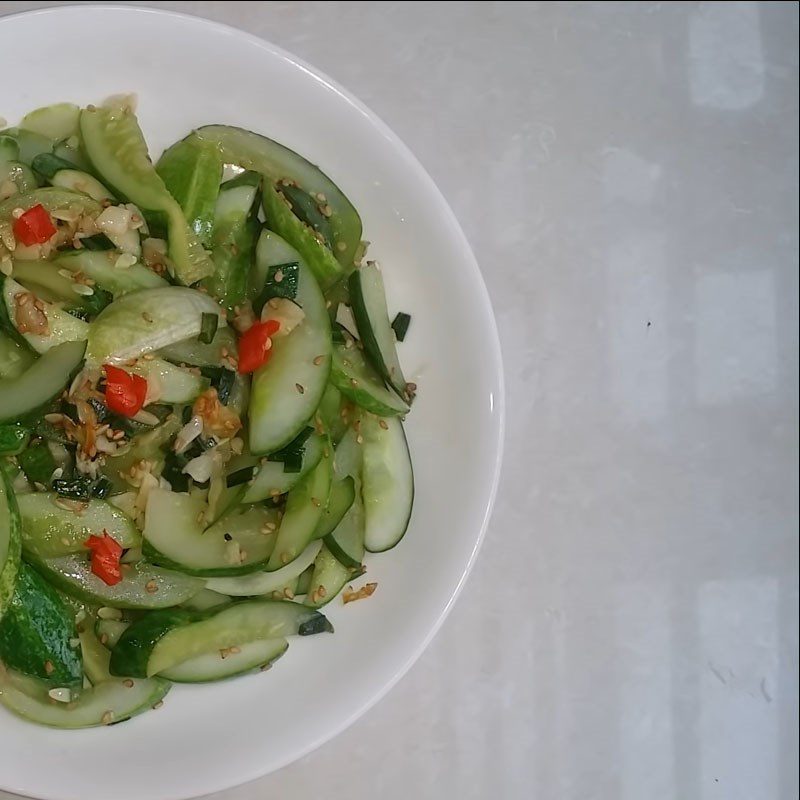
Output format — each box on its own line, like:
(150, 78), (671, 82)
(0, 97), (414, 728)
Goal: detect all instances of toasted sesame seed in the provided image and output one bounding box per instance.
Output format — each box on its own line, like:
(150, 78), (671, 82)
(145, 580), (158, 593)
(295, 383), (305, 394)
(311, 497), (321, 508)
(281, 552), (290, 564)
(323, 447), (330, 459)
(313, 354), (325, 366)
(336, 241), (347, 252)
(101, 711), (114, 725)
(283, 588), (295, 599)
(356, 435), (364, 444)
(142, 312), (154, 323)
(229, 646), (242, 655)
(350, 378), (358, 387)
(44, 660), (54, 675)
(318, 585), (327, 598)
(379, 419), (389, 430)
(353, 419), (361, 432)
(260, 663), (273, 671)
(123, 679), (135, 688)
(274, 269), (284, 283)
(100, 633), (109, 645)
(265, 521), (277, 531)
(152, 700), (164, 710)
(270, 489), (282, 498)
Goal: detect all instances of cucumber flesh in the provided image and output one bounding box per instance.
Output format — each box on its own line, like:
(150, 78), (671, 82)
(206, 541), (322, 597)
(361, 415), (414, 552)
(159, 325), (237, 368)
(79, 623), (113, 685)
(304, 544), (352, 608)
(80, 105), (214, 284)
(0, 330), (35, 380)
(2, 277), (88, 354)
(95, 619), (129, 649)
(0, 467), (22, 621)
(180, 588), (232, 612)
(128, 357), (206, 404)
(242, 432), (325, 503)
(0, 562), (82, 687)
(54, 251), (168, 295)
(51, 169), (115, 203)
(0, 186), (101, 227)
(0, 161), (37, 195)
(17, 491), (140, 559)
(331, 340), (409, 416)
(266, 450), (331, 571)
(20, 103), (80, 142)
(249, 230), (331, 454)
(30, 553), (204, 610)
(349, 264), (408, 396)
(156, 132), (222, 247)
(1, 129), (54, 167)
(312, 476), (355, 540)
(160, 637), (287, 683)
(0, 339), (86, 424)
(143, 490), (279, 577)
(0, 667), (169, 729)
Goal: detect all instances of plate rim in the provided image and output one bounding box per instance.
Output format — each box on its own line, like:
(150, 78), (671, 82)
(0, 5), (506, 798)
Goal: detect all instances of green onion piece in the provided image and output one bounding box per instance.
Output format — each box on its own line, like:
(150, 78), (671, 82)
(391, 312), (411, 342)
(268, 426), (313, 473)
(0, 425), (31, 456)
(226, 467), (254, 488)
(200, 366), (236, 405)
(198, 313), (219, 345)
(18, 442), (57, 486)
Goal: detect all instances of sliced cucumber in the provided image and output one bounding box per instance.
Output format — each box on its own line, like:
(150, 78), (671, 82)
(0, 562), (82, 687)
(180, 588), (232, 612)
(80, 105), (214, 284)
(242, 431), (325, 503)
(313, 476), (355, 540)
(51, 169), (115, 203)
(0, 339), (86, 424)
(11, 260), (111, 318)
(0, 667), (169, 729)
(159, 637), (287, 683)
(317, 383), (349, 443)
(207, 541), (322, 597)
(0, 424), (30, 455)
(195, 125), (362, 275)
(128, 357), (206, 404)
(143, 489), (279, 577)
(79, 623), (113, 685)
(305, 545), (352, 608)
(29, 553), (204, 610)
(0, 161), (37, 195)
(2, 277), (88, 354)
(20, 103), (80, 142)
(17, 492), (140, 559)
(54, 250), (168, 295)
(349, 264), (408, 396)
(156, 132), (222, 247)
(249, 230), (331, 454)
(0, 134), (19, 162)
(204, 171), (261, 308)
(323, 429), (365, 568)
(159, 325), (237, 368)
(86, 286), (225, 365)
(361, 414), (413, 552)
(296, 564), (314, 596)
(266, 450), (331, 571)
(1, 128), (54, 167)
(0, 186), (101, 227)
(331, 340), (409, 416)
(110, 599), (332, 677)
(0, 329), (35, 380)
(95, 619), (129, 649)
(0, 466), (22, 621)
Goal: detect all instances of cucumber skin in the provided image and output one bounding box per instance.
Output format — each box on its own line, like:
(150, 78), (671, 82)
(109, 607), (191, 678)
(0, 466), (22, 623)
(0, 563), (82, 688)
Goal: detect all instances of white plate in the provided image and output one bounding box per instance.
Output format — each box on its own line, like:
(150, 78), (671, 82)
(0, 6), (504, 799)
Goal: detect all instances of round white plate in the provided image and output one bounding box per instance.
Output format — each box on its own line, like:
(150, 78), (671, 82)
(0, 6), (504, 799)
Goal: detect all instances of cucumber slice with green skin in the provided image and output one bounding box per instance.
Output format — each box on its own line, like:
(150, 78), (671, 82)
(296, 564), (314, 596)
(156, 132), (222, 247)
(0, 134), (19, 162)
(143, 489), (280, 577)
(316, 383), (349, 443)
(159, 637), (288, 683)
(249, 230), (331, 455)
(17, 492), (140, 559)
(0, 161), (38, 194)
(86, 286), (225, 365)
(29, 553), (204, 610)
(180, 588), (232, 612)
(111, 599), (331, 678)
(0, 667), (170, 729)
(11, 260), (111, 317)
(204, 171), (261, 309)
(20, 103), (80, 142)
(242, 432), (325, 503)
(54, 251), (168, 295)
(53, 140), (91, 173)
(349, 264), (408, 396)
(2, 277), (89, 354)
(331, 340), (409, 416)
(79, 623), (113, 685)
(0, 425), (30, 455)
(361, 414), (414, 552)
(30, 152), (80, 179)
(266, 450), (331, 571)
(0, 466), (22, 621)
(0, 562), (82, 688)
(324, 429), (366, 569)
(95, 619), (129, 649)
(159, 325), (237, 368)
(207, 541), (322, 597)
(1, 128), (54, 167)
(80, 105), (214, 285)
(0, 186), (101, 227)
(249, 229), (299, 301)
(0, 339), (87, 424)
(51, 169), (115, 203)
(313, 476), (355, 540)
(128, 357), (206, 404)
(0, 330), (35, 380)
(195, 125), (362, 274)
(305, 545), (353, 608)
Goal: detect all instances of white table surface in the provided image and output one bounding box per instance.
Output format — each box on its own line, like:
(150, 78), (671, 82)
(1, 2), (797, 799)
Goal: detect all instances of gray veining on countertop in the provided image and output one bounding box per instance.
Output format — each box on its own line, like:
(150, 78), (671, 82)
(1, 3), (797, 799)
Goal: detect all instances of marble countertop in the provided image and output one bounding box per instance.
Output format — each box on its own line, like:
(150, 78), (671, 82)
(1, 3), (797, 799)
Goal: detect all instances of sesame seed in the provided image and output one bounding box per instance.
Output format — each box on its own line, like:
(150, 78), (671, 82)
(142, 312), (154, 323)
(350, 378), (358, 387)
(295, 383), (305, 394)
(274, 269), (284, 283)
(229, 646), (242, 655)
(281, 552), (290, 565)
(313, 355), (325, 366)
(100, 634), (109, 645)
(318, 586), (327, 598)
(379, 419), (389, 430)
(123, 679), (134, 688)
(311, 497), (321, 508)
(152, 700), (164, 710)
(357, 435), (364, 444)
(145, 580), (158, 593)
(265, 522), (277, 531)
(336, 242), (347, 252)
(270, 489), (282, 498)
(101, 711), (114, 725)
(260, 663), (273, 671)
(44, 660), (54, 675)
(283, 588), (295, 599)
